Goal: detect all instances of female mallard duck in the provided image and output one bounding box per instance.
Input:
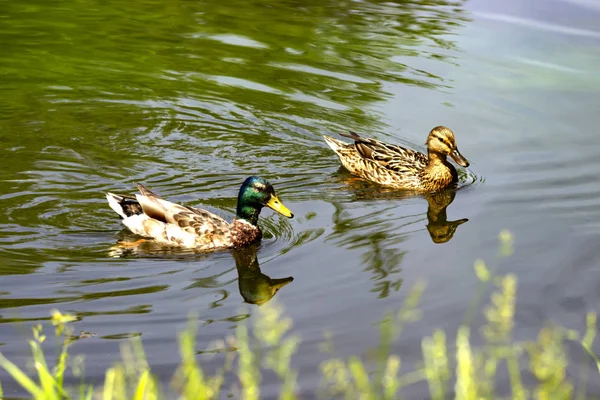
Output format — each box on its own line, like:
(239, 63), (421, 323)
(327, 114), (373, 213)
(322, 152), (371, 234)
(106, 176), (293, 251)
(323, 126), (470, 192)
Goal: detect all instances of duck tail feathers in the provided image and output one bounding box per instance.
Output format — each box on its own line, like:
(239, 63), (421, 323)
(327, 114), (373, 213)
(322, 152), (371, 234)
(323, 134), (349, 152)
(106, 192), (143, 219)
(339, 131), (362, 140)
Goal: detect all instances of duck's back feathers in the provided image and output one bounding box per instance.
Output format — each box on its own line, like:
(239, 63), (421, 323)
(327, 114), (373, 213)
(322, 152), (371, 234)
(340, 131), (428, 173)
(135, 184), (228, 228)
(134, 184), (170, 223)
(107, 184), (235, 250)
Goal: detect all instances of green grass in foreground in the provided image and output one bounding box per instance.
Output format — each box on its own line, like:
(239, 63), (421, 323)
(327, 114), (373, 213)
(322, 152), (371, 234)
(1, 231), (599, 399)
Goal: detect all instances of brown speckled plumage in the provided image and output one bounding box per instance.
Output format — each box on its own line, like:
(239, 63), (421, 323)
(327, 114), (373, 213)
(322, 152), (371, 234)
(323, 126), (470, 192)
(230, 219), (262, 248)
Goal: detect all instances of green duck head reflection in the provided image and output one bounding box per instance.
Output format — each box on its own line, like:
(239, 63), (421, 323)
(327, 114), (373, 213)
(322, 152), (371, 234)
(232, 246), (294, 306)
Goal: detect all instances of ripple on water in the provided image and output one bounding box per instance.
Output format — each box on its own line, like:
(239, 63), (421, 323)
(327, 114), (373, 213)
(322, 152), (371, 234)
(488, 145), (600, 230)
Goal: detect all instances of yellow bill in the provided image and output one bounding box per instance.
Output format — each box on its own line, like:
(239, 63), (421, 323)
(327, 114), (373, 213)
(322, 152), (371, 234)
(266, 194), (294, 218)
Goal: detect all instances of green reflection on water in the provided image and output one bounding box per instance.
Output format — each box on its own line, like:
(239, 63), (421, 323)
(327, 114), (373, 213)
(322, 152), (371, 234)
(0, 0), (470, 355)
(327, 175), (467, 298)
(0, 0), (468, 136)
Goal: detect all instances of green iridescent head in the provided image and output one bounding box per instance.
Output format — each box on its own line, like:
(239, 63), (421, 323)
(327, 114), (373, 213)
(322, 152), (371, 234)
(236, 176), (293, 225)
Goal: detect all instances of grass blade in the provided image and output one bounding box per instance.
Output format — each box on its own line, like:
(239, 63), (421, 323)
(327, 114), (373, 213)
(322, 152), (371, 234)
(0, 353), (45, 398)
(132, 370), (149, 400)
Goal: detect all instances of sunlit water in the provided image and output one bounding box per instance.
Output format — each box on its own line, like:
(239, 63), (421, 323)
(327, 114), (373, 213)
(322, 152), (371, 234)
(1, 0), (600, 397)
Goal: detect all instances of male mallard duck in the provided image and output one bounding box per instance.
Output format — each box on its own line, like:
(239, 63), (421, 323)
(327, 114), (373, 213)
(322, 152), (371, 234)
(106, 176), (293, 251)
(323, 126), (470, 192)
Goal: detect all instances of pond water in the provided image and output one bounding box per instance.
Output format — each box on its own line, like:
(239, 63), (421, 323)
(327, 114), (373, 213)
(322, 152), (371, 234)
(1, 0), (600, 397)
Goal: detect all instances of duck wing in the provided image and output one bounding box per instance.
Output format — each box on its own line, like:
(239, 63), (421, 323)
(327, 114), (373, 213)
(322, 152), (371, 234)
(135, 184), (230, 239)
(340, 132), (428, 173)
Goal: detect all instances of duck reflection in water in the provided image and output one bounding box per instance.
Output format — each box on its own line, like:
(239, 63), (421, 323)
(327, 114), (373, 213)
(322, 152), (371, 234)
(336, 174), (468, 244)
(233, 245), (294, 306)
(423, 190), (468, 244)
(109, 239), (293, 306)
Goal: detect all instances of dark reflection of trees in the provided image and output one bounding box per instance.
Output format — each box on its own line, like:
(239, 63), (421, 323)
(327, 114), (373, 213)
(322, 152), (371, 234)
(327, 173), (467, 297)
(1, 0), (470, 147)
(327, 201), (409, 299)
(181, 0), (470, 127)
(232, 245), (294, 306)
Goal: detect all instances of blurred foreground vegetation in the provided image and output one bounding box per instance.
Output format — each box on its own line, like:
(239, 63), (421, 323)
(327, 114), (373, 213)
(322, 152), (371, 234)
(1, 231), (599, 399)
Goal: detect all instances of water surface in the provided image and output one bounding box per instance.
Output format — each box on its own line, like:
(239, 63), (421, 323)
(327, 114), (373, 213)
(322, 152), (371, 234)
(1, 0), (600, 397)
